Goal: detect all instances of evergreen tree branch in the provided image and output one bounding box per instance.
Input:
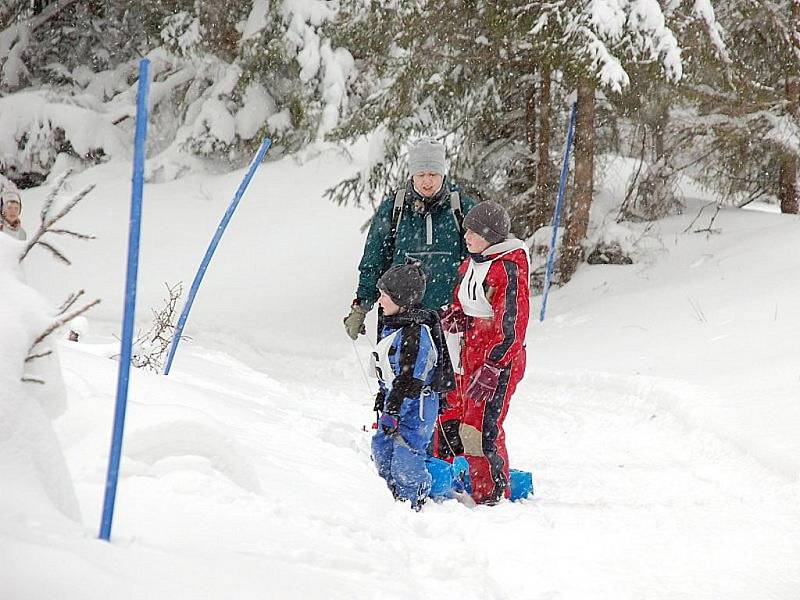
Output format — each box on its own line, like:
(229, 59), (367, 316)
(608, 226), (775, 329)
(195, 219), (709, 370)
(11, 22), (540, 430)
(39, 168), (71, 223)
(28, 0), (81, 31)
(20, 179), (96, 263)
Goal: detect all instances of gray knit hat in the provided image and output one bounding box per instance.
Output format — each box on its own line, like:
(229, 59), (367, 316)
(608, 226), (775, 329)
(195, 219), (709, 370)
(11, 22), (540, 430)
(1, 189), (21, 207)
(408, 138), (446, 176)
(377, 262), (427, 308)
(463, 201), (511, 245)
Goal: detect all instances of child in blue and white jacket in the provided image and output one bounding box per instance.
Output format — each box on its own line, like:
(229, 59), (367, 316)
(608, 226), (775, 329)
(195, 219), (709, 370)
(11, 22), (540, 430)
(371, 263), (455, 510)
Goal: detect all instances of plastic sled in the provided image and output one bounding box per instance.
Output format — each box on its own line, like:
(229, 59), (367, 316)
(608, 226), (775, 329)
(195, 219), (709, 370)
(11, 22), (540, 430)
(425, 456), (534, 502)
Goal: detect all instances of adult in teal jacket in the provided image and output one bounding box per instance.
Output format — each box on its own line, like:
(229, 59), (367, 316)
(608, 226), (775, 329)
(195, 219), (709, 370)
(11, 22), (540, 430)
(343, 138), (475, 340)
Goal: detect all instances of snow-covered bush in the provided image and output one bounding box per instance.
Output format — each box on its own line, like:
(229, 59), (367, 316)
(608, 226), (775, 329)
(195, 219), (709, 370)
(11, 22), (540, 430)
(0, 91), (127, 184)
(0, 1), (355, 183)
(129, 282), (184, 373)
(0, 234), (79, 521)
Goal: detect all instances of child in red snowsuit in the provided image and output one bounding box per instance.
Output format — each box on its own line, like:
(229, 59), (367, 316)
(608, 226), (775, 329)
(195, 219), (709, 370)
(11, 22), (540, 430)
(436, 201), (529, 505)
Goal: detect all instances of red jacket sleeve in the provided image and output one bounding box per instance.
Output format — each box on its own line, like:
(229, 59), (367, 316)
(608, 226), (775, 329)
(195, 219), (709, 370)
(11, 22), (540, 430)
(485, 253), (529, 366)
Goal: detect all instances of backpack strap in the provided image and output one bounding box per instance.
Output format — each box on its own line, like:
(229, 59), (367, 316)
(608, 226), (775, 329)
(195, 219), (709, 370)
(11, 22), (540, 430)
(449, 191), (463, 232)
(449, 190), (466, 255)
(390, 188), (405, 240)
(382, 188), (406, 274)
(386, 188), (463, 264)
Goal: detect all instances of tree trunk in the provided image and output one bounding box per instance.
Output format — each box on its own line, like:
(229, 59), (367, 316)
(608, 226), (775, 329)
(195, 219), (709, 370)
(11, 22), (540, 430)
(779, 147), (799, 214)
(199, 2), (241, 61)
(531, 67), (553, 233)
(523, 72), (537, 233)
(560, 78), (595, 283)
(525, 75), (536, 170)
(653, 119), (665, 164)
(780, 3), (800, 214)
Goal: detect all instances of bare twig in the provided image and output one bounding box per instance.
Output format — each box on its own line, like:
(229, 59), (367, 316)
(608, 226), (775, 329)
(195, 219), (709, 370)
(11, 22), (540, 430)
(688, 297), (708, 323)
(23, 297), (100, 381)
(631, 222), (656, 247)
(28, 298), (101, 352)
(37, 240), (71, 264)
(122, 282), (186, 372)
(24, 350), (52, 363)
(682, 201), (717, 234)
(734, 190), (769, 209)
(57, 289), (85, 316)
(693, 204), (723, 235)
(48, 228), (96, 240)
(617, 128), (648, 223)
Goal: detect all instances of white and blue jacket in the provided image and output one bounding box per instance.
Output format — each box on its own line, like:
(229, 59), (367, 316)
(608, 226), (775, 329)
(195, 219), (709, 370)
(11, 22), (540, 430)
(373, 316), (439, 416)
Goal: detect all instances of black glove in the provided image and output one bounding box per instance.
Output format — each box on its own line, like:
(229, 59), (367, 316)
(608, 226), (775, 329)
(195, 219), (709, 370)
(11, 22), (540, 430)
(373, 390), (385, 412)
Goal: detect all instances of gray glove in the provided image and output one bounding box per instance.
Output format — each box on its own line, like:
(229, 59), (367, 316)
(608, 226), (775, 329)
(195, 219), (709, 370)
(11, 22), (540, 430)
(343, 304), (368, 340)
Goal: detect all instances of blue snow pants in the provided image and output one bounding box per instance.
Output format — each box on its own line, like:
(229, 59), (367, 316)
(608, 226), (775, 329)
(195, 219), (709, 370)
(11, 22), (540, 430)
(371, 390), (439, 507)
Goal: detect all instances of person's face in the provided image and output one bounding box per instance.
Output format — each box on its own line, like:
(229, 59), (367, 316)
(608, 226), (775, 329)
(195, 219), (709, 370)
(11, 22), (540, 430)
(412, 171), (444, 198)
(2, 201), (20, 221)
(465, 228), (492, 254)
(378, 290), (402, 316)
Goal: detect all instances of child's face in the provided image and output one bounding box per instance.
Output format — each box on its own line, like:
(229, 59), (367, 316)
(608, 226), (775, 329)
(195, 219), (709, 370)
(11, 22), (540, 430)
(465, 228), (491, 254)
(2, 201), (20, 221)
(378, 291), (402, 316)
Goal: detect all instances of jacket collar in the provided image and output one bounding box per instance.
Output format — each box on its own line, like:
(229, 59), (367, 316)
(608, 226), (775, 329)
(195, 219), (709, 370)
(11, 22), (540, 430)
(383, 306), (439, 330)
(470, 237), (527, 263)
(1, 216), (21, 230)
(406, 177), (450, 211)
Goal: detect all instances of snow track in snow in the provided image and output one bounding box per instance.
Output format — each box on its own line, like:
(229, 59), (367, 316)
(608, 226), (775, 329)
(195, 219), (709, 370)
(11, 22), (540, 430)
(41, 338), (800, 599)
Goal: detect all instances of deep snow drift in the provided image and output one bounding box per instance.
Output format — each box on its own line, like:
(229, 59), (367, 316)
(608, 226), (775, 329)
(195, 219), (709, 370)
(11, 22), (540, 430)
(2, 144), (799, 599)
(0, 234), (79, 527)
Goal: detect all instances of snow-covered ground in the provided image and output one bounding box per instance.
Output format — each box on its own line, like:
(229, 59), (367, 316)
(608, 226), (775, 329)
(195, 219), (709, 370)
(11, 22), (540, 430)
(2, 144), (800, 599)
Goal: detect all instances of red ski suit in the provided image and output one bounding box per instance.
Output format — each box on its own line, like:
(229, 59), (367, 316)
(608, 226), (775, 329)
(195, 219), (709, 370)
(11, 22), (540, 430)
(435, 240), (529, 504)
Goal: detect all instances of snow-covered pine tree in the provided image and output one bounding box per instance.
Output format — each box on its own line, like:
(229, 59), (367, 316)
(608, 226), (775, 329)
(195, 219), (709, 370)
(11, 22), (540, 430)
(328, 1), (723, 282)
(680, 0), (800, 213)
(528, 1), (727, 281)
(326, 0), (549, 218)
(0, 1), (355, 184)
(605, 1), (730, 223)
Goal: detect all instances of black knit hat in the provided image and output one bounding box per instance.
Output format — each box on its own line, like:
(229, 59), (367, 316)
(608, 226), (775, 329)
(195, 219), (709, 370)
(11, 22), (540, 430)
(463, 201), (510, 245)
(377, 262), (427, 308)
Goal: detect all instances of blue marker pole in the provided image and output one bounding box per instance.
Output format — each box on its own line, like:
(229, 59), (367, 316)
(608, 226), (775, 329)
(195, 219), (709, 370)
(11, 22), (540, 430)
(540, 102), (577, 323)
(163, 137), (272, 375)
(99, 58), (151, 541)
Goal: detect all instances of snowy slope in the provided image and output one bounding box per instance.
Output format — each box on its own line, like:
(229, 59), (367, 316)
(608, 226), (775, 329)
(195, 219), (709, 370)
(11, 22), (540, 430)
(22, 143), (365, 353)
(2, 145), (800, 599)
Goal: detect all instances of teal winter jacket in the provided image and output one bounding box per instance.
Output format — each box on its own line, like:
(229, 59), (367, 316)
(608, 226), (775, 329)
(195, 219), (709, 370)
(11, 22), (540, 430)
(356, 179), (475, 311)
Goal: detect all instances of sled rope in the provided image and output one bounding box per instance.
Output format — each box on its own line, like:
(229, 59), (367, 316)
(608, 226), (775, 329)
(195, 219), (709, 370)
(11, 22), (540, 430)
(351, 340), (374, 397)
